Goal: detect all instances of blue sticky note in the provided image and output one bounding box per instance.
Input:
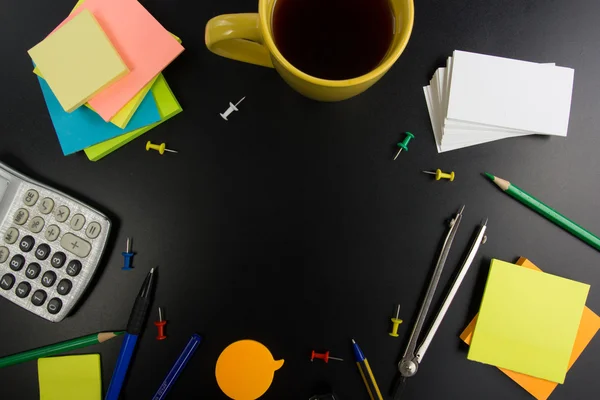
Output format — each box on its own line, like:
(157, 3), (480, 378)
(36, 76), (161, 155)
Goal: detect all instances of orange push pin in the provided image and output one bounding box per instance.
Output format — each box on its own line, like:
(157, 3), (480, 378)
(146, 141), (178, 155)
(154, 307), (167, 340)
(423, 169), (455, 182)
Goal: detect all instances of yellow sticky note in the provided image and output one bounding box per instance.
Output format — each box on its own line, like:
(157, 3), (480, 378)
(460, 257), (600, 400)
(468, 259), (589, 384)
(38, 354), (101, 400)
(28, 10), (128, 113)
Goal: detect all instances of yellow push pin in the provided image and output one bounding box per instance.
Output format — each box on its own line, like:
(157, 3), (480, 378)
(146, 141), (178, 155)
(389, 304), (403, 337)
(423, 169), (455, 181)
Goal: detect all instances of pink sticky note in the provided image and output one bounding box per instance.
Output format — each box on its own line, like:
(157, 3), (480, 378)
(54, 0), (184, 121)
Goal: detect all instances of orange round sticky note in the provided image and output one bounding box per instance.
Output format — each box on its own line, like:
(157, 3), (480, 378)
(216, 340), (284, 400)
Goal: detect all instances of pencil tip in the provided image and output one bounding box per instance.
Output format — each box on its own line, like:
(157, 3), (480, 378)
(484, 172), (495, 181)
(352, 338), (356, 344)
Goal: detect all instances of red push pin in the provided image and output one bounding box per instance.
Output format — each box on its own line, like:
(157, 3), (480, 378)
(310, 350), (344, 363)
(154, 307), (167, 340)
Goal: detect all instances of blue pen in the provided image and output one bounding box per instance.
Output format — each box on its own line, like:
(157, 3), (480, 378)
(106, 268), (157, 400)
(352, 339), (383, 400)
(152, 333), (203, 400)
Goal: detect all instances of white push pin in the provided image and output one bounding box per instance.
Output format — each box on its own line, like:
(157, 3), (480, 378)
(220, 97), (245, 121)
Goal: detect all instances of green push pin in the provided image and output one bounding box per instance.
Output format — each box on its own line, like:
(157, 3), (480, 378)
(393, 132), (415, 160)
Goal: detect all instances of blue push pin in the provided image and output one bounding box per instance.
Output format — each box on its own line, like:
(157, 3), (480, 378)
(393, 132), (415, 160)
(122, 237), (134, 270)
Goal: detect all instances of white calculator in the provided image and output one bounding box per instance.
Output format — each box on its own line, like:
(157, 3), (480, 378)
(0, 162), (111, 322)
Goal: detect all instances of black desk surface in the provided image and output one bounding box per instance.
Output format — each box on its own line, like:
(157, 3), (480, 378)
(2, 0), (600, 399)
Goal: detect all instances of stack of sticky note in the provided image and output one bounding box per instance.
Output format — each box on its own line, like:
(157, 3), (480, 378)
(462, 258), (599, 399)
(423, 51), (575, 152)
(28, 0), (184, 160)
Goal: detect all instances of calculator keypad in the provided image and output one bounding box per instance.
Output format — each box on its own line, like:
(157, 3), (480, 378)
(35, 244), (51, 260)
(9, 255), (25, 271)
(25, 263), (41, 279)
(45, 225), (60, 242)
(0, 274), (15, 290)
(54, 206), (70, 223)
(39, 198), (54, 214)
(4, 227), (19, 244)
(50, 252), (66, 268)
(19, 235), (35, 252)
(23, 190), (39, 206)
(0, 172), (111, 323)
(31, 290), (47, 306)
(15, 282), (31, 298)
(29, 216), (45, 233)
(14, 209), (29, 225)
(0, 247), (9, 263)
(60, 233), (91, 258)
(47, 298), (62, 314)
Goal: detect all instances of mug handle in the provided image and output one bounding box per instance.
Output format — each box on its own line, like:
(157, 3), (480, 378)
(205, 14), (274, 68)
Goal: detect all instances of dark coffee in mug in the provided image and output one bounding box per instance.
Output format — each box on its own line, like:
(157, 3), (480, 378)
(272, 0), (395, 80)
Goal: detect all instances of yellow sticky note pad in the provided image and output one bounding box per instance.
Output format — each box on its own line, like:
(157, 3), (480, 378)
(468, 259), (589, 384)
(28, 9), (128, 112)
(38, 354), (101, 400)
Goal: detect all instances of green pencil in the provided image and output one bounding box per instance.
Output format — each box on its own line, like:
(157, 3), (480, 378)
(485, 172), (600, 252)
(0, 331), (123, 368)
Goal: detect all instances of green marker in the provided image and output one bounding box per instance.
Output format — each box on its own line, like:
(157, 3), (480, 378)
(485, 172), (600, 252)
(0, 331), (123, 368)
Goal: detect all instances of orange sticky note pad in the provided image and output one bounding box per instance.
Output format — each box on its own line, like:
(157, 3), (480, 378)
(54, 0), (184, 121)
(216, 340), (284, 400)
(461, 257), (600, 400)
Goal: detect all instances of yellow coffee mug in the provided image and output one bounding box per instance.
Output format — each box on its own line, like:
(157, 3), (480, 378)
(205, 0), (414, 102)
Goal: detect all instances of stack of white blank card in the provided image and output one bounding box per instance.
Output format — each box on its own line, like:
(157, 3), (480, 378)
(424, 51), (575, 152)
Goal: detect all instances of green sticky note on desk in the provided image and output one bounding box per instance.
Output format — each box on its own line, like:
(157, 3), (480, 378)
(468, 259), (589, 384)
(84, 73), (182, 161)
(38, 354), (101, 400)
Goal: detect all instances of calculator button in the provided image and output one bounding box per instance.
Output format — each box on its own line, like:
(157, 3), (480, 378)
(66, 260), (82, 277)
(35, 244), (51, 260)
(0, 246), (9, 263)
(39, 198), (54, 214)
(23, 190), (39, 206)
(45, 225), (61, 242)
(0, 274), (15, 290)
(41, 271), (57, 288)
(85, 222), (102, 239)
(60, 233), (91, 258)
(50, 252), (66, 268)
(57, 279), (72, 296)
(25, 263), (41, 279)
(29, 216), (45, 233)
(9, 255), (25, 271)
(47, 298), (62, 314)
(31, 290), (47, 306)
(19, 235), (35, 253)
(70, 214), (86, 231)
(15, 282), (31, 298)
(4, 227), (19, 244)
(55, 206), (70, 223)
(14, 208), (29, 225)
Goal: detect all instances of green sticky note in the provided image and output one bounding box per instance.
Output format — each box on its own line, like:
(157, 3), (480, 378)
(84, 73), (182, 161)
(468, 259), (589, 384)
(38, 354), (101, 400)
